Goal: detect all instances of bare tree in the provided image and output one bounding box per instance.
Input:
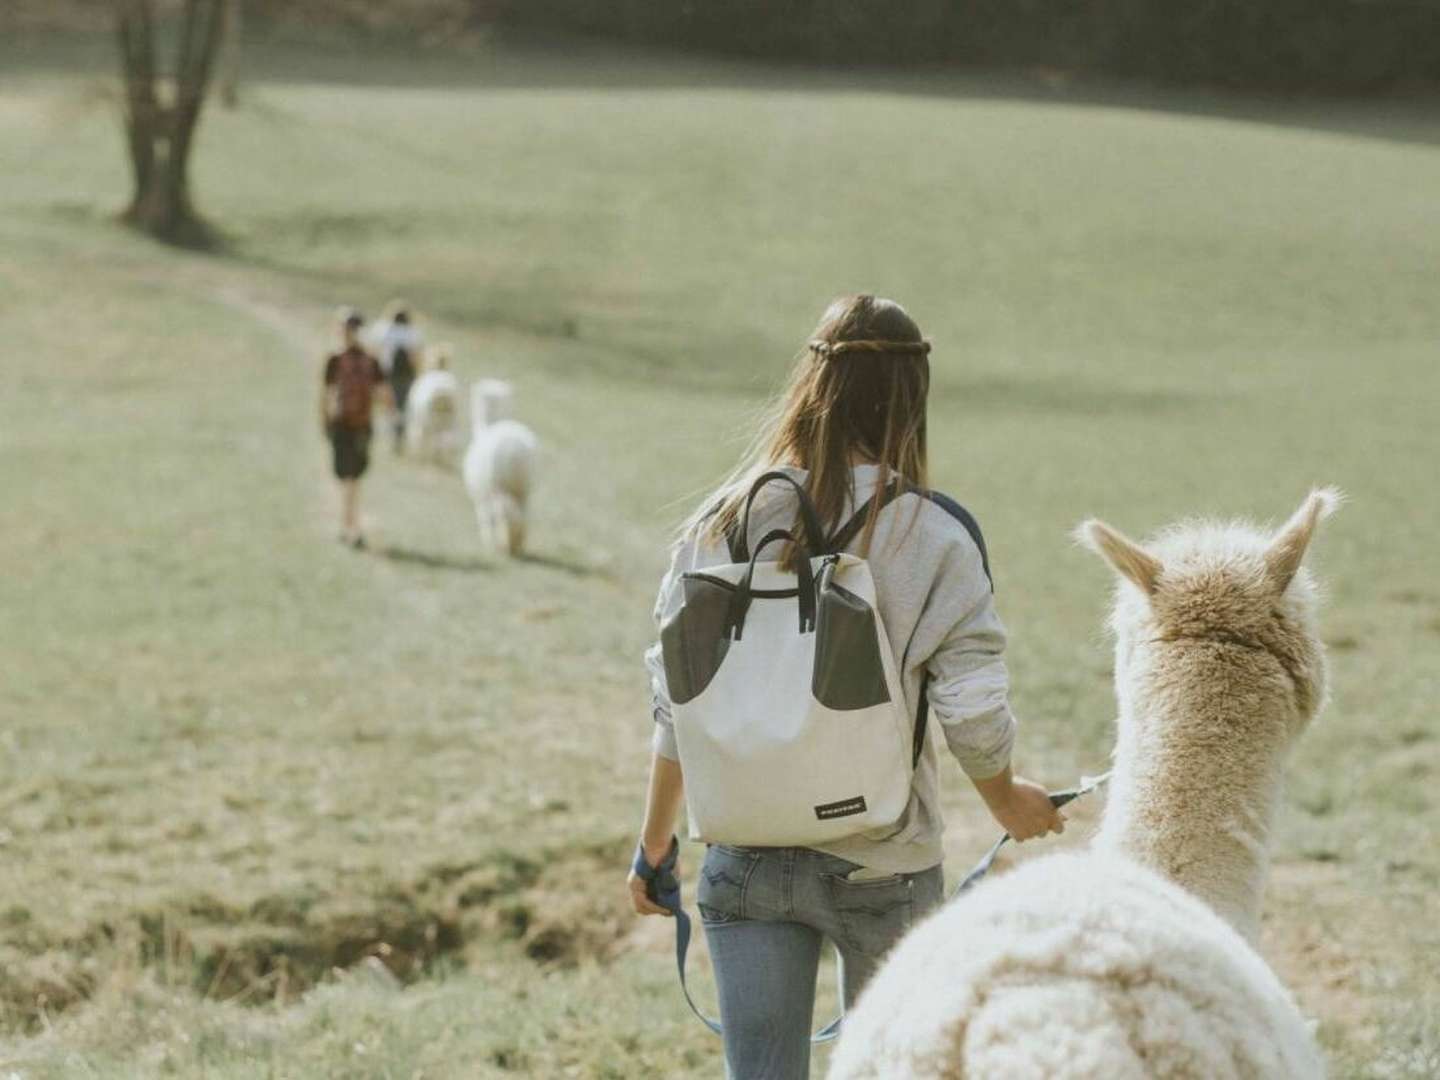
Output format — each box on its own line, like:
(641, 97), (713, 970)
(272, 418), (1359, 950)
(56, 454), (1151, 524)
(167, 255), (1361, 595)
(115, 0), (228, 243)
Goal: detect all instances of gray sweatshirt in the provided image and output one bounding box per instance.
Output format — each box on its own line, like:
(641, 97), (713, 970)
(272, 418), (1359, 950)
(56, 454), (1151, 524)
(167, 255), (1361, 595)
(645, 464), (1017, 874)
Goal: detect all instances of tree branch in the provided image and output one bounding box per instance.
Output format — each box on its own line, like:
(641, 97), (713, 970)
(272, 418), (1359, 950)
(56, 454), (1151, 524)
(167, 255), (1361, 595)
(176, 0), (226, 111)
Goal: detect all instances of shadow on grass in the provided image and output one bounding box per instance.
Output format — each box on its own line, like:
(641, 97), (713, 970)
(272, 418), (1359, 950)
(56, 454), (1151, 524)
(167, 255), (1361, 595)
(375, 544), (493, 574)
(515, 551), (612, 580)
(375, 545), (608, 580)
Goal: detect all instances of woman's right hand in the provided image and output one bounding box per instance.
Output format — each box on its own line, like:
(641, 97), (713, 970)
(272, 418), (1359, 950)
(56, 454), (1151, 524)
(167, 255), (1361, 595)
(627, 842), (675, 917)
(973, 769), (1066, 842)
(630, 754), (685, 916)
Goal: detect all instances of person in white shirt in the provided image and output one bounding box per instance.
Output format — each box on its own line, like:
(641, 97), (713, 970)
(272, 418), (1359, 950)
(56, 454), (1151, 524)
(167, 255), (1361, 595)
(371, 300), (424, 454)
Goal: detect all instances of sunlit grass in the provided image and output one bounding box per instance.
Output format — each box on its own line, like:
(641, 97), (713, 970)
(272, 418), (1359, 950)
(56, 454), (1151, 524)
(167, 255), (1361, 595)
(0, 32), (1437, 1078)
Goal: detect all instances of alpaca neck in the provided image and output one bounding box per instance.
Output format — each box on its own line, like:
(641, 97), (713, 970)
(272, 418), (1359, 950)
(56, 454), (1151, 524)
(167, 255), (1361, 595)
(1096, 696), (1287, 942)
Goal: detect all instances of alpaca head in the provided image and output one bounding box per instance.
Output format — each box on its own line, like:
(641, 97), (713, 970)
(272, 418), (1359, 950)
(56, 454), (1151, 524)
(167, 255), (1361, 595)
(471, 379), (514, 428)
(427, 343), (452, 372)
(1078, 489), (1340, 754)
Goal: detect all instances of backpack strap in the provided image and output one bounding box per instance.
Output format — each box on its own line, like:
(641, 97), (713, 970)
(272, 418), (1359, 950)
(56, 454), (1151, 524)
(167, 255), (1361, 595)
(830, 482), (992, 589)
(723, 470), (825, 565)
(925, 490), (992, 589)
(913, 673), (931, 770)
(723, 473), (993, 593)
(723, 518), (746, 565)
(827, 478), (913, 554)
(695, 500), (747, 565)
(828, 483), (994, 768)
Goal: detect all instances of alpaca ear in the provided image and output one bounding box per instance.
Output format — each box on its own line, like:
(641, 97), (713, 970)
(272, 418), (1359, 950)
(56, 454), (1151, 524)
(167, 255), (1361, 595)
(1265, 487), (1341, 593)
(1075, 519), (1163, 595)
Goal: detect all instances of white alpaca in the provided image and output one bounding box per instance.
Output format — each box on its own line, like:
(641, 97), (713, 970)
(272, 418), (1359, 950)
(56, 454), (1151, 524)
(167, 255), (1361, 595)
(462, 379), (538, 556)
(405, 348), (463, 465)
(829, 490), (1339, 1080)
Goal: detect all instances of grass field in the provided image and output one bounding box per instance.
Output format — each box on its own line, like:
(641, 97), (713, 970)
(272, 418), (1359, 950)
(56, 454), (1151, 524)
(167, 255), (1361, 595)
(1, 30), (1438, 1078)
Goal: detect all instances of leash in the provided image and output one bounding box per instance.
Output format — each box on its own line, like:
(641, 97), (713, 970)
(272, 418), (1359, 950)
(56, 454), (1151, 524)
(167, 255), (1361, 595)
(638, 770), (1111, 1039)
(950, 770), (1113, 899)
(633, 839), (845, 1043)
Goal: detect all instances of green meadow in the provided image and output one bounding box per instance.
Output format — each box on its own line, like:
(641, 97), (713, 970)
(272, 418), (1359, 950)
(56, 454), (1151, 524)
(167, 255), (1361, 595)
(0, 32), (1437, 1078)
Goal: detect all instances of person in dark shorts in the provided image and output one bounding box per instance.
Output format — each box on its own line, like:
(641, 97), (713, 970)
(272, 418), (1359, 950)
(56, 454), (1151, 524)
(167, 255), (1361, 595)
(321, 309), (387, 548)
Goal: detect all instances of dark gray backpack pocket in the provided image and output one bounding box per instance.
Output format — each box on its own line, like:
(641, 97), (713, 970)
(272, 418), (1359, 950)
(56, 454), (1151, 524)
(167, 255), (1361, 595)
(812, 577), (891, 711)
(660, 575), (734, 705)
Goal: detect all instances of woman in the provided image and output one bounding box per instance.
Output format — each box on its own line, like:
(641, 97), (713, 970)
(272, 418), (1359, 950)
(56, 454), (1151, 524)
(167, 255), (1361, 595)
(628, 295), (1064, 1079)
(372, 300), (423, 454)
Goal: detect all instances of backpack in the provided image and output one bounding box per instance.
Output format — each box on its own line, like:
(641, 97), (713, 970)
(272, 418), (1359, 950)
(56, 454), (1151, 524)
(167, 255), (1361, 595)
(390, 344), (415, 385)
(660, 470), (925, 848)
(329, 348), (376, 429)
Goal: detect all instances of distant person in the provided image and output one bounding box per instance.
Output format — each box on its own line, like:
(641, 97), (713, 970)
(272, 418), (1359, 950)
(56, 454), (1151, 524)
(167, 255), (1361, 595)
(374, 300), (423, 454)
(321, 309), (386, 548)
(627, 295), (1062, 1078)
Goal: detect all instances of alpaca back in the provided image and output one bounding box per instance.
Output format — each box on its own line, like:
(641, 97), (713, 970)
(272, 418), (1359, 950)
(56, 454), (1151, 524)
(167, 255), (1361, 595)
(408, 369), (461, 426)
(484, 419), (536, 504)
(463, 419), (536, 504)
(828, 852), (1323, 1080)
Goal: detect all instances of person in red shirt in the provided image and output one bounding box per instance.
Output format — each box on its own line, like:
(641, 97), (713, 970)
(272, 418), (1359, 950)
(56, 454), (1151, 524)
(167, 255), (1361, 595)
(320, 309), (387, 548)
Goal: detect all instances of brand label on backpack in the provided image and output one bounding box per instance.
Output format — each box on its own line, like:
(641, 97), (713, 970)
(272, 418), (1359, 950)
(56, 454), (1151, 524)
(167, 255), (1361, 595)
(814, 796), (867, 821)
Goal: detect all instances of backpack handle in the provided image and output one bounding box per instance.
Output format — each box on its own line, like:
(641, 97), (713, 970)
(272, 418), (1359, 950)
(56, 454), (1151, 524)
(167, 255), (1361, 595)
(731, 470), (828, 564)
(725, 528), (818, 640)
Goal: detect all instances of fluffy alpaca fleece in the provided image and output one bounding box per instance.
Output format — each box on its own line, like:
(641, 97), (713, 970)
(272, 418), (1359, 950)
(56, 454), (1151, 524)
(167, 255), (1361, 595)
(405, 367), (463, 464)
(462, 380), (538, 556)
(827, 489), (1338, 1080)
(828, 852), (1324, 1079)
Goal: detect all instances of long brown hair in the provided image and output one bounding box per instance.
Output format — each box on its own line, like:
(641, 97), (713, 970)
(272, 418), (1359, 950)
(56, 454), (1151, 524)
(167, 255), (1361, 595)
(689, 295), (931, 568)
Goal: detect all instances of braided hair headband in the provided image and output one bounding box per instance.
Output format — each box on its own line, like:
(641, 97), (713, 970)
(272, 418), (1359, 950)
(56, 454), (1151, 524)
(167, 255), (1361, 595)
(809, 338), (932, 357)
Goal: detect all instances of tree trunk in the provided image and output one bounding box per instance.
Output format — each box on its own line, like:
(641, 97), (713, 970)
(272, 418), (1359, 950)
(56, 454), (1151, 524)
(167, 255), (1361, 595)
(219, 0), (242, 109)
(115, 0), (228, 244)
(125, 119), (197, 240)
(116, 0), (158, 207)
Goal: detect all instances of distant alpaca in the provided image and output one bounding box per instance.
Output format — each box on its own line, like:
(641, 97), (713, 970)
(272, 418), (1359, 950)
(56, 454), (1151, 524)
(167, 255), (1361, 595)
(462, 379), (538, 556)
(405, 346), (463, 465)
(828, 490), (1339, 1080)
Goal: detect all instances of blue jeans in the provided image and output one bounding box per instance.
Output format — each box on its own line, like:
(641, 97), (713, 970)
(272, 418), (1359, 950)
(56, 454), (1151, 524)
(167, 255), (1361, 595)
(698, 845), (944, 1080)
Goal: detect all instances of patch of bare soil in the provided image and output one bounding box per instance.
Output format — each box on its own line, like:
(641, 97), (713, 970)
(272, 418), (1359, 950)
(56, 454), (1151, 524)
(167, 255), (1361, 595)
(0, 837), (635, 1033)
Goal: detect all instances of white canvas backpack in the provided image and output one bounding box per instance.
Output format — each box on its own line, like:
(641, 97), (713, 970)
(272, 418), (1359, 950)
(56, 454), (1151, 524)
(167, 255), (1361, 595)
(660, 471), (924, 848)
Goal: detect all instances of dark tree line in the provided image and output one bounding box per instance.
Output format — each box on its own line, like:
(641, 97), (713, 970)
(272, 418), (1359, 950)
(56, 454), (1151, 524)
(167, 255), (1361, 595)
(496, 0), (1440, 92)
(102, 0), (1437, 245)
